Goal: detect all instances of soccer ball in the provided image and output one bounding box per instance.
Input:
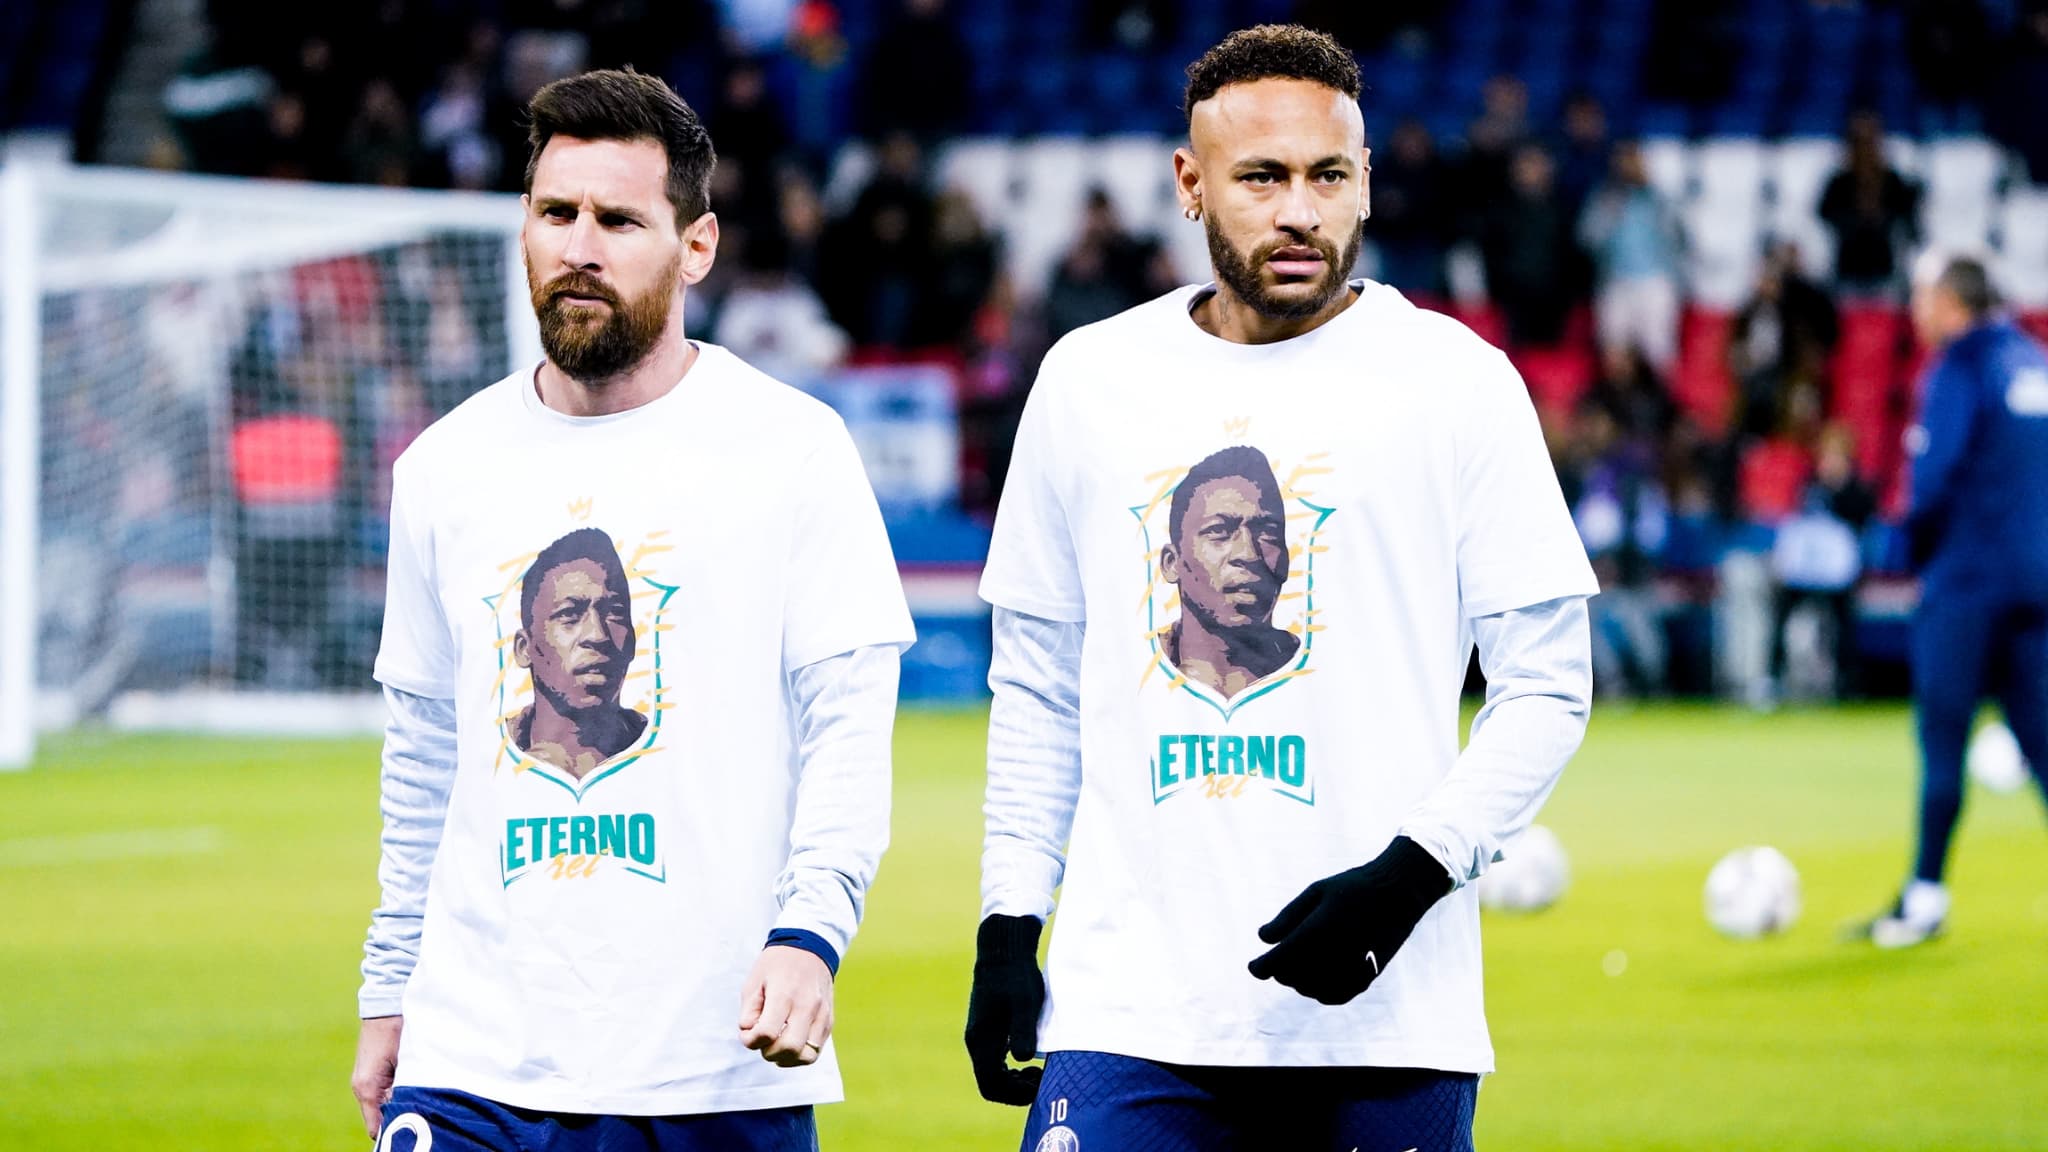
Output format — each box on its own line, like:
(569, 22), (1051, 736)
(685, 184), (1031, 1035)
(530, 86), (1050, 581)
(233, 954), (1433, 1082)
(1704, 846), (1801, 939)
(1967, 721), (2029, 794)
(1476, 824), (1569, 913)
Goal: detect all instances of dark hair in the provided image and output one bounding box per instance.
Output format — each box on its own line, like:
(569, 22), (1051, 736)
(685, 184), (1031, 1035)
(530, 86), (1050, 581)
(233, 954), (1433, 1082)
(525, 68), (716, 229)
(1937, 256), (2000, 320)
(1170, 446), (1282, 541)
(1183, 24), (1361, 124)
(521, 527), (628, 625)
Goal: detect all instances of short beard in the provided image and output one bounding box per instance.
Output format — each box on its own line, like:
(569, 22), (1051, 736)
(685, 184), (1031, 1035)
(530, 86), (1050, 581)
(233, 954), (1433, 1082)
(1205, 219), (1362, 321)
(528, 252), (680, 383)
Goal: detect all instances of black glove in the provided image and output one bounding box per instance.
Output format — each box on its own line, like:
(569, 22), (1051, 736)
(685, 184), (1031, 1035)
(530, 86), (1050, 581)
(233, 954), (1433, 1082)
(1247, 836), (1453, 1005)
(964, 914), (1045, 1105)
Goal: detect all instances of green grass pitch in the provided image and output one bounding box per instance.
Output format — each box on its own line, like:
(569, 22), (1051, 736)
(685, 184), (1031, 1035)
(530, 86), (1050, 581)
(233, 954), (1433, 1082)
(1, 703), (2043, 1149)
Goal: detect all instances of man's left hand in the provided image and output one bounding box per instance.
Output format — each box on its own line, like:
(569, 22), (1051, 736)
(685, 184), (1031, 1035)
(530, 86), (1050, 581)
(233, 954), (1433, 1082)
(1247, 836), (1453, 1005)
(739, 945), (835, 1067)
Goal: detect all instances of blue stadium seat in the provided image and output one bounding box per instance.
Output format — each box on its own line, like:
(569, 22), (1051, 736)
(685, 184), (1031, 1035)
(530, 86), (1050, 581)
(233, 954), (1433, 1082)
(1634, 102), (1695, 139)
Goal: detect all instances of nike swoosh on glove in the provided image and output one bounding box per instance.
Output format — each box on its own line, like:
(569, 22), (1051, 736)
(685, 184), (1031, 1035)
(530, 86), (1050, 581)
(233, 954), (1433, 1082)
(964, 914), (1045, 1105)
(1247, 836), (1454, 1005)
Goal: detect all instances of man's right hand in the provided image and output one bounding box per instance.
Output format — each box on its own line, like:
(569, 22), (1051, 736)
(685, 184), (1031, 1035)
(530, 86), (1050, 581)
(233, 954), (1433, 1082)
(351, 1015), (403, 1138)
(964, 914), (1046, 1106)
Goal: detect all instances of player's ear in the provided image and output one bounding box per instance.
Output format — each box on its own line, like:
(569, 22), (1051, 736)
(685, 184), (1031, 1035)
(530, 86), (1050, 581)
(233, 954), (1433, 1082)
(680, 211), (719, 287)
(513, 630), (533, 669)
(1173, 147), (1203, 221)
(1160, 541), (1180, 583)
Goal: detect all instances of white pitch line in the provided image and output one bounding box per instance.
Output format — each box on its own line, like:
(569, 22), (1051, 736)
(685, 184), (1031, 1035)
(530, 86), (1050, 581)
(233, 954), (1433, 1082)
(0, 826), (225, 868)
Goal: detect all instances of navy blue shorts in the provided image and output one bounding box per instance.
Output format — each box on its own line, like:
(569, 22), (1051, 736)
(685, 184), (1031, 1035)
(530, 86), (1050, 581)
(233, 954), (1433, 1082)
(377, 1087), (817, 1152)
(1018, 1051), (1478, 1152)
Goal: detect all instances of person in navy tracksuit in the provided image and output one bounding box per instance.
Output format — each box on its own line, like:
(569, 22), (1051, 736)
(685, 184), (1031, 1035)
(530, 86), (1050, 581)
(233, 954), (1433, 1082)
(1857, 255), (2048, 947)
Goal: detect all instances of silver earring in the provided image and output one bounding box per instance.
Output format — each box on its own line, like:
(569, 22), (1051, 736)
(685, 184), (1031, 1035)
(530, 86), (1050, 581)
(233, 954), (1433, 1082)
(1184, 204), (1202, 222)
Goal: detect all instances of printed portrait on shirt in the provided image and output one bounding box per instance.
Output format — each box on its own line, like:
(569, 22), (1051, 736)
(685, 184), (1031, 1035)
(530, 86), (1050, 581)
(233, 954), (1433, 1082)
(511, 527), (648, 778)
(1134, 436), (1335, 717)
(484, 514), (677, 802)
(1158, 446), (1301, 700)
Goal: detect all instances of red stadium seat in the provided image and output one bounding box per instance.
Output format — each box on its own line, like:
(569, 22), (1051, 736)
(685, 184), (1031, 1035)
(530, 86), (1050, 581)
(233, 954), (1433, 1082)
(1447, 302), (1508, 350)
(1738, 437), (1813, 521)
(1674, 307), (1736, 435)
(1831, 304), (1907, 479)
(1512, 344), (1597, 416)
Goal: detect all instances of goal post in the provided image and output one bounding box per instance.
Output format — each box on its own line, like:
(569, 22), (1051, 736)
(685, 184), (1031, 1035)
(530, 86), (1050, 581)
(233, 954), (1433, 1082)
(0, 157), (537, 768)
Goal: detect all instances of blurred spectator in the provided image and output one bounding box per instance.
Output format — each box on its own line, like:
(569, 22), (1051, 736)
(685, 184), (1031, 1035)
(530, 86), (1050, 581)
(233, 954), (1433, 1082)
(860, 0), (969, 141)
(1367, 119), (1452, 298)
(1819, 113), (1923, 295)
(1643, 0), (1738, 105)
(1580, 140), (1685, 374)
(1732, 241), (1840, 441)
(1291, 0), (1443, 53)
(783, 0), (854, 156)
(820, 132), (935, 346)
(1765, 423), (1875, 701)
(343, 77), (416, 187)
(1455, 74), (1532, 231)
(918, 188), (1001, 347)
(492, 26), (588, 190)
(713, 231), (851, 381)
(1085, 0), (1179, 52)
(777, 168), (831, 285)
(709, 57), (797, 229)
(1903, 0), (1991, 107)
(1088, 189), (1167, 304)
(419, 62), (499, 189)
(1044, 189), (1160, 340)
(1564, 400), (1670, 696)
(1482, 144), (1578, 346)
(1588, 343), (1678, 447)
(162, 46), (274, 176)
(1989, 2), (2048, 184)
(1045, 246), (1130, 343)
(1554, 92), (1612, 220)
(718, 0), (802, 54)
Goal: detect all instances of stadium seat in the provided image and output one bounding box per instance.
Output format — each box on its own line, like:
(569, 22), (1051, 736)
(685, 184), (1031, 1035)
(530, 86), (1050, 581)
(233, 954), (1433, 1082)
(1685, 139), (1768, 309)
(934, 138), (1018, 237)
(1923, 137), (2004, 253)
(1765, 137), (1843, 280)
(1638, 137), (1694, 203)
(1447, 301), (1508, 351)
(1675, 307), (1737, 435)
(1512, 344), (1597, 417)
(1834, 304), (1907, 480)
(1996, 189), (2048, 309)
(1090, 134), (1178, 245)
(1738, 438), (1813, 521)
(1009, 138), (1095, 296)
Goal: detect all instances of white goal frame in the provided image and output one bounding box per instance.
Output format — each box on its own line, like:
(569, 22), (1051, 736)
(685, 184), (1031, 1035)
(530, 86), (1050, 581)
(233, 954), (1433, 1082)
(0, 157), (537, 768)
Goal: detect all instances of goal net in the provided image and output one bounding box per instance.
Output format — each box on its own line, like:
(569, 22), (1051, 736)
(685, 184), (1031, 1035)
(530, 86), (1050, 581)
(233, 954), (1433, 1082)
(1, 160), (537, 765)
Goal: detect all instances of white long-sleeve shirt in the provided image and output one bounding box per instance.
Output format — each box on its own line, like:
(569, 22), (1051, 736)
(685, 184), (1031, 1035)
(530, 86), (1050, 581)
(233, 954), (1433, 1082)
(363, 643), (902, 1016)
(981, 597), (1590, 918)
(362, 348), (913, 1114)
(975, 280), (1598, 1070)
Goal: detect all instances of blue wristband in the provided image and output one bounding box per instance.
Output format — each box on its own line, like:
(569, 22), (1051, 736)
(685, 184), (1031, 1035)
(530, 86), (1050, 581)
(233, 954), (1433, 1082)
(764, 928), (841, 976)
